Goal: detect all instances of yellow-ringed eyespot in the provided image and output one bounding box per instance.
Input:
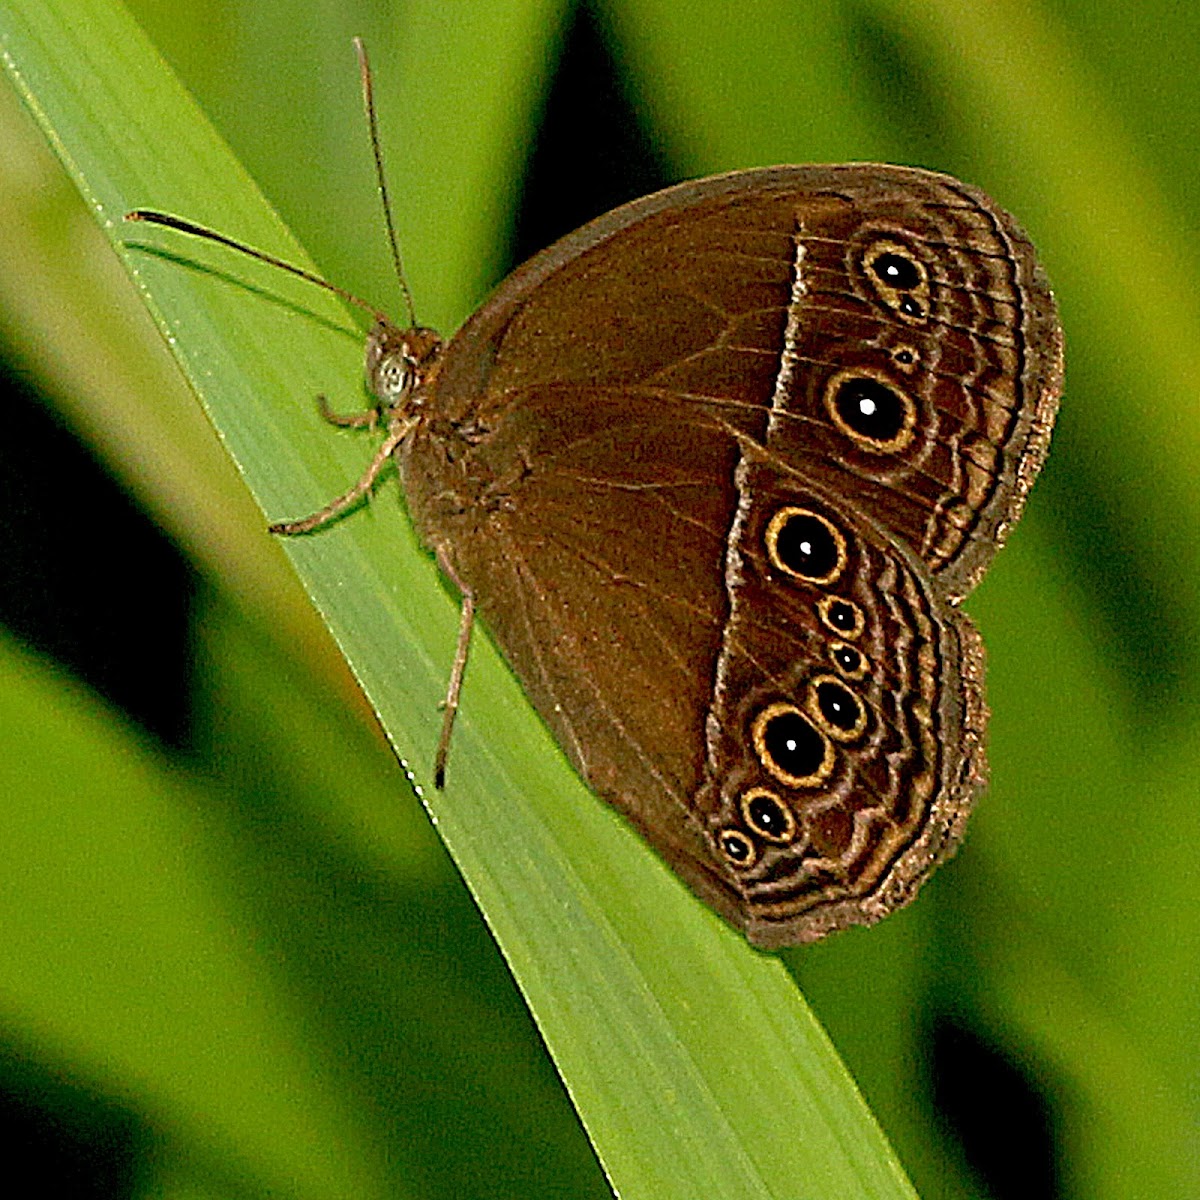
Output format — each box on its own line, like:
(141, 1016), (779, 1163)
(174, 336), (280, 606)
(752, 702), (834, 788)
(766, 507), (847, 585)
(740, 788), (798, 844)
(807, 674), (869, 742)
(824, 367), (917, 454)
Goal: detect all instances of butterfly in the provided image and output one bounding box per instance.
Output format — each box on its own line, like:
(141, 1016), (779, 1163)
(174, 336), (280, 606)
(129, 43), (1061, 946)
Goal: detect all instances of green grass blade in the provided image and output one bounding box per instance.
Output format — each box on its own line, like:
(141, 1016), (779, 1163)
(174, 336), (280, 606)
(0, 2), (922, 1197)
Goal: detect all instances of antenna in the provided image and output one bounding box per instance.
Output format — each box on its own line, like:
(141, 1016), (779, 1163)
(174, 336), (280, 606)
(126, 38), (419, 331)
(123, 209), (387, 321)
(354, 37), (418, 328)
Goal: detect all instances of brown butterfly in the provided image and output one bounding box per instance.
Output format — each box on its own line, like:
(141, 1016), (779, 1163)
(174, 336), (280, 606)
(129, 42), (1062, 947)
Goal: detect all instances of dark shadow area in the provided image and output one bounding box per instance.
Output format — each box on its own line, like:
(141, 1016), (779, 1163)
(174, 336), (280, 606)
(0, 1047), (144, 1200)
(0, 346), (196, 750)
(929, 1014), (1062, 1200)
(501, 0), (677, 279)
(840, 0), (956, 170)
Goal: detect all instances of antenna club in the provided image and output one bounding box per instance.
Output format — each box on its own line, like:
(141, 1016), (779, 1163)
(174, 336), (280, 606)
(122, 207), (388, 322)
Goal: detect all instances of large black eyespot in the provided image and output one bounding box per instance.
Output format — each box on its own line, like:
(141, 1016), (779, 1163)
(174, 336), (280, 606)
(752, 703), (833, 787)
(719, 829), (757, 868)
(818, 595), (865, 639)
(826, 370), (916, 452)
(741, 788), (797, 844)
(830, 641), (868, 679)
(808, 675), (868, 741)
(766, 508), (846, 584)
(871, 251), (921, 290)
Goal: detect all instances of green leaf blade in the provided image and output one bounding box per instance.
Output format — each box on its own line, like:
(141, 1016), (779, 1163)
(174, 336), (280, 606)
(1, 1), (923, 1197)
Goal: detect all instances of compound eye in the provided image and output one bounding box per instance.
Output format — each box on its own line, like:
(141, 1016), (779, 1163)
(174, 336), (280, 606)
(377, 353), (414, 399)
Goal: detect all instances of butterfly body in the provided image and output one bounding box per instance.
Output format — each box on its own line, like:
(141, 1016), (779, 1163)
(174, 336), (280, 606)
(389, 164), (1061, 945)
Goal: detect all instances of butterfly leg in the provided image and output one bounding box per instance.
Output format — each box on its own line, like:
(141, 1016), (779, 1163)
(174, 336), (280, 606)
(433, 589), (476, 788)
(316, 394), (379, 429)
(269, 415), (415, 535)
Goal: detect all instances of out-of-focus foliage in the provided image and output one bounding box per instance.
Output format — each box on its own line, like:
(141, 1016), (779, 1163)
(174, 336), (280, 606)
(0, 1), (1196, 1198)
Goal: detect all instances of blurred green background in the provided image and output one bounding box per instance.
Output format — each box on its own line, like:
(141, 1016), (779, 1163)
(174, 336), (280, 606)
(1, 1), (1198, 1198)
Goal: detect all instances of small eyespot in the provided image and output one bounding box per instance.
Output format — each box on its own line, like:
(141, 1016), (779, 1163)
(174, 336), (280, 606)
(891, 345), (919, 370)
(765, 508), (846, 585)
(808, 675), (868, 742)
(720, 829), (757, 868)
(741, 788), (797, 844)
(830, 641), (868, 679)
(862, 240), (930, 324)
(818, 595), (865, 639)
(752, 702), (833, 788)
(825, 368), (916, 452)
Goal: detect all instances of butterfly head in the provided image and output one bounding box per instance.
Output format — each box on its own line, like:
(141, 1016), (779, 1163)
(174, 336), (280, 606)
(365, 320), (444, 414)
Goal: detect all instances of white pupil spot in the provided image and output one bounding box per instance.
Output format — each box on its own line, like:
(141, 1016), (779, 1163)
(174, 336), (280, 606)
(858, 397), (878, 416)
(785, 736), (799, 753)
(800, 539), (813, 556)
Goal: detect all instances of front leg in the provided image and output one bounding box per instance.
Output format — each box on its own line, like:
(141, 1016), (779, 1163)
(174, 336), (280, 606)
(270, 416), (415, 535)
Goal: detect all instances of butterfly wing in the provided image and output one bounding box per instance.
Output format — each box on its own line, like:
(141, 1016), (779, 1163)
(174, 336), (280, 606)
(694, 454), (987, 946)
(761, 165), (1062, 600)
(402, 165), (1058, 942)
(418, 165), (1062, 594)
(408, 387), (750, 924)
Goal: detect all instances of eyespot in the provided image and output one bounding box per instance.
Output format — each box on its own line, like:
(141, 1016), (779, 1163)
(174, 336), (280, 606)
(825, 369), (916, 452)
(870, 250), (922, 290)
(891, 345), (919, 370)
(719, 829), (757, 868)
(765, 508), (846, 585)
(862, 240), (930, 325)
(740, 788), (797, 844)
(808, 675), (868, 742)
(830, 641), (868, 679)
(818, 595), (865, 639)
(752, 702), (834, 788)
